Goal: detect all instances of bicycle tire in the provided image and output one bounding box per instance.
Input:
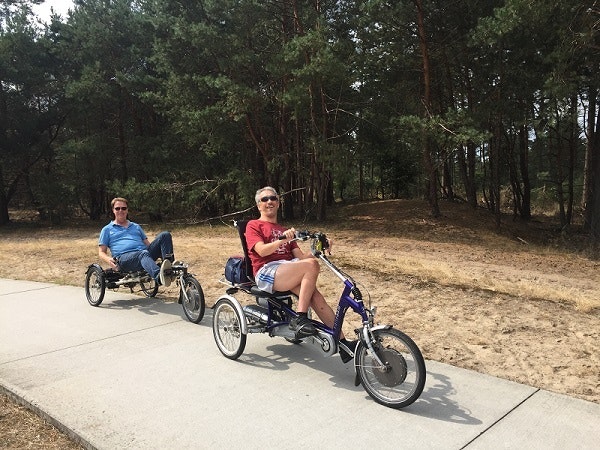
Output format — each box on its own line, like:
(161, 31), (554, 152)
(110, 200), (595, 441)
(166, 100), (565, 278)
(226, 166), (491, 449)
(180, 275), (205, 324)
(355, 327), (426, 409)
(85, 265), (105, 307)
(213, 298), (246, 359)
(140, 276), (159, 297)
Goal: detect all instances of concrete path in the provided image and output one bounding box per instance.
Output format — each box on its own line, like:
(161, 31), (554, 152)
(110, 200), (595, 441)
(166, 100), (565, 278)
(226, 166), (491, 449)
(1, 278), (598, 449)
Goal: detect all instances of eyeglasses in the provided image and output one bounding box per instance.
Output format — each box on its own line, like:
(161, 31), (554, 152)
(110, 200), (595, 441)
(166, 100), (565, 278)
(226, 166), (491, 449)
(114, 206), (128, 211)
(260, 195), (278, 202)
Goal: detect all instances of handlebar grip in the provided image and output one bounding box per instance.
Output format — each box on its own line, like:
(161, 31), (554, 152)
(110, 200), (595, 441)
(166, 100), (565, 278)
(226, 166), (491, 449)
(279, 230), (311, 241)
(278, 231), (310, 241)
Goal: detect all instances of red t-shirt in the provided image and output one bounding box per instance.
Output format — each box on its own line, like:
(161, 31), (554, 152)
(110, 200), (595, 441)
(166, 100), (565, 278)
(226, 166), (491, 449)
(245, 219), (299, 276)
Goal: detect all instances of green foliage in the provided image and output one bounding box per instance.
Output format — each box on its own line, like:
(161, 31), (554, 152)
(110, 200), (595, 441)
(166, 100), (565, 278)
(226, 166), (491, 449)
(0, 0), (598, 245)
(108, 177), (219, 222)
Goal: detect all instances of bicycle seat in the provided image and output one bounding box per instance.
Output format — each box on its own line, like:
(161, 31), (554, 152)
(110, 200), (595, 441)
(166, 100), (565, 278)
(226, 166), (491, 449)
(234, 220), (255, 283)
(247, 284), (292, 298)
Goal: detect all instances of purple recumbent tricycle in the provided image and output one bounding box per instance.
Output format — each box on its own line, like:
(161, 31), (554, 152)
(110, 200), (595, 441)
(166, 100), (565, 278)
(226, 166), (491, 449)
(212, 220), (426, 409)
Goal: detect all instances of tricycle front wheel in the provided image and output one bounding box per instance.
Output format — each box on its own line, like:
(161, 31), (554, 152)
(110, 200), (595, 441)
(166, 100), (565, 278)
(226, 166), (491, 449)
(355, 328), (426, 409)
(84, 265), (105, 307)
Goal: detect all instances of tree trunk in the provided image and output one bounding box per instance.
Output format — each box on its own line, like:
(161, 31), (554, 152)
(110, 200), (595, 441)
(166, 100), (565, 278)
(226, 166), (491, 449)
(589, 96), (600, 247)
(518, 124), (531, 220)
(414, 0), (439, 217)
(566, 94), (578, 226)
(552, 109), (567, 228)
(442, 159), (454, 200)
(582, 86), (597, 231)
(0, 179), (9, 225)
(490, 127), (501, 230)
(358, 159), (364, 201)
(117, 94), (128, 183)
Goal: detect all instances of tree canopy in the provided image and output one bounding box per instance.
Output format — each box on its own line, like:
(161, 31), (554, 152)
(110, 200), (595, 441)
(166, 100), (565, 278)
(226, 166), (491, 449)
(1, 0), (599, 247)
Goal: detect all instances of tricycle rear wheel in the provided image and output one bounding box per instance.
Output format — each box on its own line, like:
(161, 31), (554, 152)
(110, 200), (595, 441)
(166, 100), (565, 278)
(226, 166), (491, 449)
(180, 275), (205, 323)
(213, 298), (246, 359)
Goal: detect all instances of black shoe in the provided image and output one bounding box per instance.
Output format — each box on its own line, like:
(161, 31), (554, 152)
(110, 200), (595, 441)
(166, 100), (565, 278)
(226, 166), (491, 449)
(289, 315), (317, 337)
(339, 339), (357, 363)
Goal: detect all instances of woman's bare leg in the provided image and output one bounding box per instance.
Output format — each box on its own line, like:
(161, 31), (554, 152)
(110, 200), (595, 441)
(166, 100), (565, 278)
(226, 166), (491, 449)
(273, 258), (320, 312)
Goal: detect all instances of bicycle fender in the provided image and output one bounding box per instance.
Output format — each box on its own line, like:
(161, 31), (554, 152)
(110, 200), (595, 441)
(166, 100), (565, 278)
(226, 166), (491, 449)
(358, 324), (393, 368)
(217, 294), (248, 335)
(370, 324), (393, 332)
(87, 263), (103, 273)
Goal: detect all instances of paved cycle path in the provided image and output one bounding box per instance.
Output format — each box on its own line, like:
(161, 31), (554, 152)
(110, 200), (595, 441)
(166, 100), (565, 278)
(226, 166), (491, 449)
(1, 278), (598, 449)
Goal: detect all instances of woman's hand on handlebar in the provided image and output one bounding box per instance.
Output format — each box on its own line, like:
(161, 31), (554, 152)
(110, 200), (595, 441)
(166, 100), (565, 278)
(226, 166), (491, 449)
(282, 227), (296, 241)
(281, 229), (332, 254)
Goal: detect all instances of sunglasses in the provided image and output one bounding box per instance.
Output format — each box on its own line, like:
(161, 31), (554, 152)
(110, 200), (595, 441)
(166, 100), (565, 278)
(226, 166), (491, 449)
(260, 195), (279, 203)
(114, 206), (128, 211)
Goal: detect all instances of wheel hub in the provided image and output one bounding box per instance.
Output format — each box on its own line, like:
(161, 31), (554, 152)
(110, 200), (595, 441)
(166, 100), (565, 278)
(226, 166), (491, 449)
(373, 348), (408, 387)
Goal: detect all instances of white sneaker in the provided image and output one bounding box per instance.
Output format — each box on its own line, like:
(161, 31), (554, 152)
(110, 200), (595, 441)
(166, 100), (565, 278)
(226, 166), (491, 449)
(159, 259), (172, 287)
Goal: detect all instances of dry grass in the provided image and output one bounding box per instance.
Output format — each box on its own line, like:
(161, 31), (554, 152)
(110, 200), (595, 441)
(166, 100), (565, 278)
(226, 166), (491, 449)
(1, 199), (599, 447)
(335, 239), (599, 312)
(0, 392), (83, 449)
(2, 200), (598, 312)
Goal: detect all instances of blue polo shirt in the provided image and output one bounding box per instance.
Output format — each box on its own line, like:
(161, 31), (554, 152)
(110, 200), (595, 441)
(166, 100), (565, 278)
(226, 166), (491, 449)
(98, 221), (148, 257)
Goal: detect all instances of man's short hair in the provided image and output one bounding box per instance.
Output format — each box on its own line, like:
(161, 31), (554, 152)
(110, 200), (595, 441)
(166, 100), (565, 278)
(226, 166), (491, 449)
(255, 187), (278, 204)
(111, 197), (128, 209)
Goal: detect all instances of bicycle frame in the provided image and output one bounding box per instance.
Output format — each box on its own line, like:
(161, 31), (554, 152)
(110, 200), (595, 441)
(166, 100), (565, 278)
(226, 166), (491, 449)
(314, 248), (389, 367)
(104, 270), (153, 289)
(239, 232), (380, 361)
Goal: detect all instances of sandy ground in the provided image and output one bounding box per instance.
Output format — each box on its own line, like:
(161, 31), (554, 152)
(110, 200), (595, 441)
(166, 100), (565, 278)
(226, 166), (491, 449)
(1, 199), (598, 414)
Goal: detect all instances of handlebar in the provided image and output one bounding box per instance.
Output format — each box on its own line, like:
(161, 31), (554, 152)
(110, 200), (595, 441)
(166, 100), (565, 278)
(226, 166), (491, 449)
(279, 229), (363, 303)
(283, 230), (330, 254)
(282, 229), (357, 287)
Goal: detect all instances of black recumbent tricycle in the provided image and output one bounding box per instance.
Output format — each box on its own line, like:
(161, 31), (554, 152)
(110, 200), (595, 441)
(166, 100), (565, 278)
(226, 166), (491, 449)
(84, 260), (205, 324)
